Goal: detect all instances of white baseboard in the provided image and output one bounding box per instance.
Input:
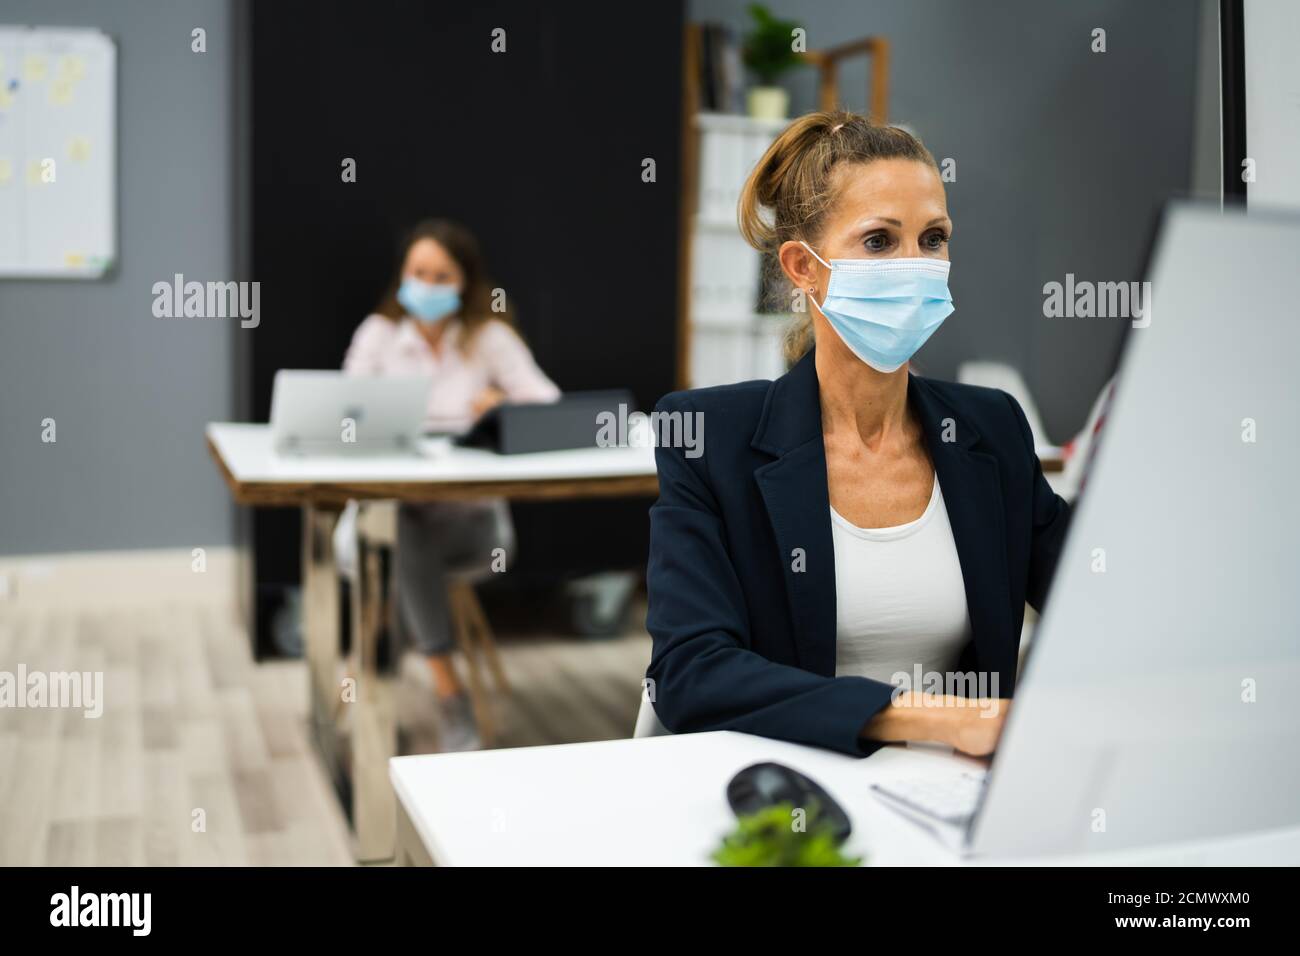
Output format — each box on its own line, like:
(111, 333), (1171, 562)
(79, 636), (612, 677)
(0, 546), (246, 610)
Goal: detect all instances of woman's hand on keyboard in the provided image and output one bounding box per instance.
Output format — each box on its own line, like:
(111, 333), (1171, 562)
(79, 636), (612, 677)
(948, 699), (1011, 756)
(863, 692), (1011, 755)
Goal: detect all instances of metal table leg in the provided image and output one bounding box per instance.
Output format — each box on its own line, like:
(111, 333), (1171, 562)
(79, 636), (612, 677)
(302, 504), (342, 779)
(301, 502), (397, 863)
(351, 524), (397, 862)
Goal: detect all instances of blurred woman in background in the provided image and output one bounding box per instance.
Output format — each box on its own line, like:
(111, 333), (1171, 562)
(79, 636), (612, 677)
(343, 219), (560, 750)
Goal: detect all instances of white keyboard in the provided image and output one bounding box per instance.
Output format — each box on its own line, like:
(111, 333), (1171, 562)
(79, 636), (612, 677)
(871, 771), (988, 825)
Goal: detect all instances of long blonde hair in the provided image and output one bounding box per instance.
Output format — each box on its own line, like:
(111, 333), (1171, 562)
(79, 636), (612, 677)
(737, 110), (939, 366)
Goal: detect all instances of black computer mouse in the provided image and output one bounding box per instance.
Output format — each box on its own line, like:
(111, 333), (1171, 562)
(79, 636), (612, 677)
(726, 762), (852, 844)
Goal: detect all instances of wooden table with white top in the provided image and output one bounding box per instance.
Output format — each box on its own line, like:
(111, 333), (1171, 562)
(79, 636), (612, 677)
(205, 422), (658, 862)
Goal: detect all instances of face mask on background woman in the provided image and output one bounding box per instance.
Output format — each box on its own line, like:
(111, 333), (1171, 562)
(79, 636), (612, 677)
(398, 276), (461, 323)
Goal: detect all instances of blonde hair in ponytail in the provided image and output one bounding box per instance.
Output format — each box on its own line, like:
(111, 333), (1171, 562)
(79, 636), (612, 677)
(737, 110), (939, 367)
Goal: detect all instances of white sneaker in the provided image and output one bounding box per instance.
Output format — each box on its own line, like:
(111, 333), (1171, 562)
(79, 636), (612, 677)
(436, 693), (482, 752)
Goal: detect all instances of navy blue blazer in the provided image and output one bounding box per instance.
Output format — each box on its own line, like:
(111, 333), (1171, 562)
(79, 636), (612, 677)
(645, 349), (1071, 756)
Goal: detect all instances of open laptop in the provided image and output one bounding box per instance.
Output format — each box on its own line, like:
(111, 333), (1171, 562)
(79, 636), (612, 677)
(269, 370), (431, 456)
(870, 204), (1300, 857)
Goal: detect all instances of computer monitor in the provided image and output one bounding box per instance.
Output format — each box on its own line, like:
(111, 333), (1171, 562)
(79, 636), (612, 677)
(969, 203), (1300, 857)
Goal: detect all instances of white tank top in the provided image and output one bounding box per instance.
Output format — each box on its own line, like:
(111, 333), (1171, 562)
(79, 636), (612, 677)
(830, 475), (970, 684)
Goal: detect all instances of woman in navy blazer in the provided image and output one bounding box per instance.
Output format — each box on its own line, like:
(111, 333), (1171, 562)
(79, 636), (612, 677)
(646, 111), (1071, 757)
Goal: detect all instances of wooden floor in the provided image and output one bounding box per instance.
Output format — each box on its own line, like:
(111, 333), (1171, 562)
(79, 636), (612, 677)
(0, 594), (651, 866)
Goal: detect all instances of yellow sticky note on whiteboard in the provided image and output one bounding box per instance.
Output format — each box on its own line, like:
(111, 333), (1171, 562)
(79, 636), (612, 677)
(69, 137), (91, 163)
(50, 80), (73, 106)
(23, 54), (48, 83)
(0, 157), (12, 184)
(57, 55), (85, 83)
(0, 88), (13, 111)
(65, 252), (86, 268)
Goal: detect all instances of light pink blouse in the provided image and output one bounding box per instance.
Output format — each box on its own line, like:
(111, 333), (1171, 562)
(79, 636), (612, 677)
(342, 314), (561, 432)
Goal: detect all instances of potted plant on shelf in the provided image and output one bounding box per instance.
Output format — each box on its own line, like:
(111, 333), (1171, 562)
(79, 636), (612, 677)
(742, 3), (800, 120)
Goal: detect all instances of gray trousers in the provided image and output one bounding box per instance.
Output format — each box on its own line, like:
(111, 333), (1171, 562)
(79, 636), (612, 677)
(394, 500), (513, 657)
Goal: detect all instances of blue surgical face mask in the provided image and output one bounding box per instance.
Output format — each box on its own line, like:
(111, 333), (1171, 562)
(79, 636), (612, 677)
(398, 277), (461, 323)
(801, 241), (954, 373)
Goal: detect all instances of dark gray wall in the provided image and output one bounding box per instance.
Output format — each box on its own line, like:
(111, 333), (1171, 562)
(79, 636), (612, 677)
(691, 0), (1207, 440)
(0, 0), (238, 554)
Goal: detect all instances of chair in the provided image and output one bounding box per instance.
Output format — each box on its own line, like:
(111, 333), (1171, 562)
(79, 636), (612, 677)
(445, 568), (509, 746)
(1057, 374), (1117, 503)
(633, 693), (671, 738)
(956, 360), (1055, 449)
(342, 500), (510, 748)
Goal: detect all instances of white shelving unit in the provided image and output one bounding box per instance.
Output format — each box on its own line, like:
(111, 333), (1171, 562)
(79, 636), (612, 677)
(687, 112), (791, 387)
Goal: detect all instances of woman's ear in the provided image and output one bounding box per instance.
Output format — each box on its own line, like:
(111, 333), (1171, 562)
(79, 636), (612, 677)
(777, 240), (824, 295)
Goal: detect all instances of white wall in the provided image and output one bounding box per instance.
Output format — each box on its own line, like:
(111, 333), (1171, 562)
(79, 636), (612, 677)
(1245, 0), (1300, 209)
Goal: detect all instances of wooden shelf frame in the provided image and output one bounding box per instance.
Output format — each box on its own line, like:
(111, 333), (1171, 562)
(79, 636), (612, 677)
(675, 25), (892, 388)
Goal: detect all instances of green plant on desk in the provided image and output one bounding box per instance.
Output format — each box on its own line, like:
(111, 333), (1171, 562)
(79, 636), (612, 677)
(712, 802), (863, 867)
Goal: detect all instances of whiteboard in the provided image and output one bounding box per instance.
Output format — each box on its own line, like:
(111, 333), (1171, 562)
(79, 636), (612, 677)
(0, 26), (115, 278)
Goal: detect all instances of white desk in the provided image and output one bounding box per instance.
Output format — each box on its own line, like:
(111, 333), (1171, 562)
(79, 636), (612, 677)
(390, 731), (1300, 866)
(205, 422), (659, 862)
(206, 422), (658, 505)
